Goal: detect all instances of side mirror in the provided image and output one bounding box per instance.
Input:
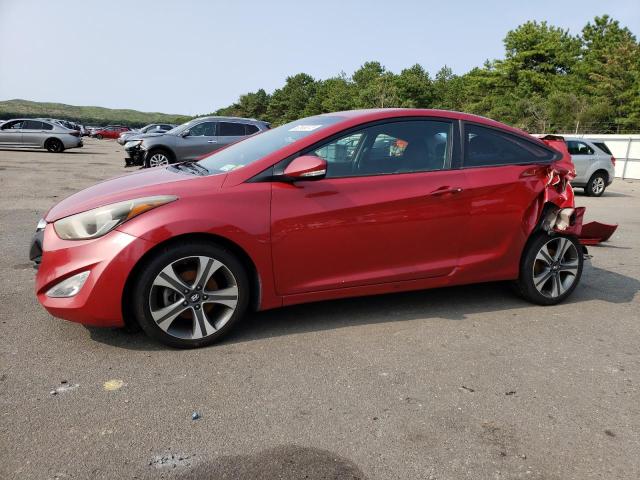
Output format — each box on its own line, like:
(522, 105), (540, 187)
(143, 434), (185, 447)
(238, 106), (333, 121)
(180, 129), (190, 137)
(283, 155), (327, 180)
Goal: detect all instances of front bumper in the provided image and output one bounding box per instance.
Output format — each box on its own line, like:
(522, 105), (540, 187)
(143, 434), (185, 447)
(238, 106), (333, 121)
(124, 146), (144, 166)
(33, 225), (154, 327)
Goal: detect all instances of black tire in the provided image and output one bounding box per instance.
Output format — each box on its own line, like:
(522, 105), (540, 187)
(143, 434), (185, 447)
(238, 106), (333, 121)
(514, 232), (583, 305)
(45, 138), (64, 153)
(585, 171), (607, 197)
(144, 149), (173, 168)
(132, 241), (249, 348)
(96, 134), (103, 140)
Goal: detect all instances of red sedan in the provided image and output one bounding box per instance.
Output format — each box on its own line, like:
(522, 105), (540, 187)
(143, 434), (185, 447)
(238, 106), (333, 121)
(93, 125), (130, 139)
(31, 109), (593, 348)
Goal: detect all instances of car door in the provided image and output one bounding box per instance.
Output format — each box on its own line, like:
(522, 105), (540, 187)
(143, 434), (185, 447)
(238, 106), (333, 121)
(566, 140), (594, 182)
(218, 121), (247, 148)
(175, 121), (218, 161)
(270, 118), (469, 296)
(0, 120), (25, 146)
(457, 122), (558, 280)
(21, 120), (45, 147)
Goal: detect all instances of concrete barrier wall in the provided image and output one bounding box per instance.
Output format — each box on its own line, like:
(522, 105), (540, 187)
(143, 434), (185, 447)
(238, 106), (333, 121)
(560, 134), (640, 180)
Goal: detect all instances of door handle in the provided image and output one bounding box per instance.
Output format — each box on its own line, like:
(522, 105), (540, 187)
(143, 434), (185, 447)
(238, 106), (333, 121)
(207, 140), (217, 143)
(429, 186), (463, 197)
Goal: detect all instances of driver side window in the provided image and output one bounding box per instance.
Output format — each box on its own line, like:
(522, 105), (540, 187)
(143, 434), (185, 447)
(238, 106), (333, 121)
(188, 122), (216, 137)
(312, 120), (452, 178)
(2, 120), (24, 130)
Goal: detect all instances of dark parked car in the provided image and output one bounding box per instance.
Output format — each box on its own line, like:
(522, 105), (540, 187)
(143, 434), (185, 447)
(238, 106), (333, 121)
(124, 116), (269, 168)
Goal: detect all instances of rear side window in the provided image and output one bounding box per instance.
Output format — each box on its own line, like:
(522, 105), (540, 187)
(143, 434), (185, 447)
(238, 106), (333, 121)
(219, 122), (246, 136)
(593, 142), (612, 155)
(23, 120), (43, 130)
(464, 124), (554, 167)
(41, 122), (53, 130)
(567, 140), (594, 155)
(245, 124), (259, 135)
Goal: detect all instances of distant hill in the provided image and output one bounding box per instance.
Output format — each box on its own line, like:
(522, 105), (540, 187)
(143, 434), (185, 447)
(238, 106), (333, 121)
(0, 99), (192, 127)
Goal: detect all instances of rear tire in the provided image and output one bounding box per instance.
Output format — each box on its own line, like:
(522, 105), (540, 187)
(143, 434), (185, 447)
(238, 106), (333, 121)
(514, 232), (583, 305)
(585, 172), (607, 197)
(96, 134), (103, 140)
(132, 241), (249, 348)
(45, 138), (64, 153)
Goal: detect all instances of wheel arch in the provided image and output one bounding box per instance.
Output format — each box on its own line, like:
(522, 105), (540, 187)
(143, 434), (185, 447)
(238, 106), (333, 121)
(146, 145), (176, 163)
(591, 168), (609, 183)
(520, 198), (585, 269)
(44, 137), (63, 149)
(121, 232), (261, 330)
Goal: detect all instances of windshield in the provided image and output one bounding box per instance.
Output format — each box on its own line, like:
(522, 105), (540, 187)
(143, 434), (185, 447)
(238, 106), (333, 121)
(165, 119), (198, 135)
(198, 115), (345, 174)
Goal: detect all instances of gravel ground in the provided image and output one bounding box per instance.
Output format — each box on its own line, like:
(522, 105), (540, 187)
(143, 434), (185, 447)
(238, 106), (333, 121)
(0, 138), (638, 479)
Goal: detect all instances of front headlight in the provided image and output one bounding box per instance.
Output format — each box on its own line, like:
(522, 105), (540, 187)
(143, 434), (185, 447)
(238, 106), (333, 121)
(53, 195), (177, 240)
(125, 140), (143, 149)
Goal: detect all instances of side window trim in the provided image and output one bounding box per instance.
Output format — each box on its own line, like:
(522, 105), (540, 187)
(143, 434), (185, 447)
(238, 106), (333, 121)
(219, 121), (247, 137)
(296, 117), (456, 179)
(461, 121), (558, 169)
(570, 141), (594, 155)
(189, 121), (217, 137)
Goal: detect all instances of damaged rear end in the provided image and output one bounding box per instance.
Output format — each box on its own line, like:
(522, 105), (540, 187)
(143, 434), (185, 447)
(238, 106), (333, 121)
(537, 135), (618, 246)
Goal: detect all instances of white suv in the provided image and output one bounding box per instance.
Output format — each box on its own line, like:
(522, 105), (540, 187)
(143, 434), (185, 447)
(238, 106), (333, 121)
(565, 138), (616, 197)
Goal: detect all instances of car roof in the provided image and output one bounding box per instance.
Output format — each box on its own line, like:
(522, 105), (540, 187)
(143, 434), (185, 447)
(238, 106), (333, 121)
(194, 116), (268, 124)
(563, 137), (594, 142)
(317, 108), (541, 144)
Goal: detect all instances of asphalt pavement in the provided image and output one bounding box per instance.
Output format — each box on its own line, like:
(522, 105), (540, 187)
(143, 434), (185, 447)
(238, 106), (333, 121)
(0, 139), (638, 479)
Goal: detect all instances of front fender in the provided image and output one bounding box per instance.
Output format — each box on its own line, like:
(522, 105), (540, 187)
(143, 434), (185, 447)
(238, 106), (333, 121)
(115, 183), (281, 310)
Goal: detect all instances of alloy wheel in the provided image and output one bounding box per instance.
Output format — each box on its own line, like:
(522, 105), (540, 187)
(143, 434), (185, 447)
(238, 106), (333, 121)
(48, 140), (62, 152)
(148, 256), (239, 340)
(149, 153), (169, 167)
(532, 237), (579, 298)
(592, 176), (605, 195)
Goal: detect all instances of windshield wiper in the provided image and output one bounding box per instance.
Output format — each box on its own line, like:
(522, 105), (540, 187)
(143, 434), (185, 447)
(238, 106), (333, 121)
(172, 161), (210, 176)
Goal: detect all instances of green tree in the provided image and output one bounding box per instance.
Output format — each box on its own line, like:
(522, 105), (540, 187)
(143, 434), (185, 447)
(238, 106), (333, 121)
(498, 20), (581, 96)
(580, 15), (640, 131)
(394, 64), (434, 108)
(316, 73), (355, 112)
(209, 16), (640, 133)
(266, 73), (319, 125)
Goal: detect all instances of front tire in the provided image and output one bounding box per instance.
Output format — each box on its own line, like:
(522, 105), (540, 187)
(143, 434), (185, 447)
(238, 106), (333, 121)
(585, 172), (607, 197)
(132, 242), (249, 348)
(515, 233), (583, 305)
(145, 149), (172, 168)
(45, 138), (64, 153)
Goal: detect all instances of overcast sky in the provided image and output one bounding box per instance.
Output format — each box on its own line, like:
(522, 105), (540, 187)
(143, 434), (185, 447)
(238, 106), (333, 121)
(1, 0), (638, 115)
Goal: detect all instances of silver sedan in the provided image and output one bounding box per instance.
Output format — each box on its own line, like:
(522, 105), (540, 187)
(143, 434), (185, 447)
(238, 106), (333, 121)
(0, 118), (83, 153)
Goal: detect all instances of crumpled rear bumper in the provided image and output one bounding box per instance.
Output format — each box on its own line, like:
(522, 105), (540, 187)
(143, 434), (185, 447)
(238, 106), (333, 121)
(552, 206), (618, 246)
(579, 222), (618, 245)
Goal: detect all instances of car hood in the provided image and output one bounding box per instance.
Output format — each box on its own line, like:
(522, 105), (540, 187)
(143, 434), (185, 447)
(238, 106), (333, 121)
(44, 167), (225, 222)
(125, 132), (166, 141)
